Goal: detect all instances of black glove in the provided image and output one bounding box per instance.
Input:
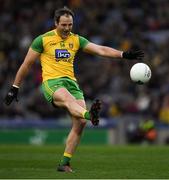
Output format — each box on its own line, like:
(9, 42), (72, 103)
(4, 85), (19, 105)
(122, 50), (144, 60)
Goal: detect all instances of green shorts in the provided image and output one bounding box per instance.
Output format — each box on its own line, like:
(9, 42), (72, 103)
(41, 77), (84, 103)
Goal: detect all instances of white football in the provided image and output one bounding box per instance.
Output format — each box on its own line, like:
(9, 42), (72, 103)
(130, 63), (151, 84)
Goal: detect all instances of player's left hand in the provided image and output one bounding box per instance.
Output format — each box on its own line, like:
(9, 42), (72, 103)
(122, 50), (144, 60)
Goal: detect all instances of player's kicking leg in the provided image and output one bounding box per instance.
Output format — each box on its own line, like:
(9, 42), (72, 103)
(52, 88), (102, 126)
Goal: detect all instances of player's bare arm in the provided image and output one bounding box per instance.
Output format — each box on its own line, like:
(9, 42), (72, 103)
(13, 48), (40, 87)
(83, 42), (144, 60)
(4, 48), (40, 105)
(83, 42), (123, 58)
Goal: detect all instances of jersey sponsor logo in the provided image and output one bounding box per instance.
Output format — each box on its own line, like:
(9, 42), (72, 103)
(69, 43), (73, 49)
(55, 49), (71, 59)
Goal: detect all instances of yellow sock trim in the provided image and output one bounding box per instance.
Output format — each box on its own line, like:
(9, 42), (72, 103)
(82, 110), (87, 118)
(64, 152), (72, 158)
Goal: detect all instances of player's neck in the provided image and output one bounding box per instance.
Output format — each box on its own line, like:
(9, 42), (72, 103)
(55, 29), (70, 40)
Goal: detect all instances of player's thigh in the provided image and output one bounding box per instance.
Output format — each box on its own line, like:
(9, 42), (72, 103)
(52, 87), (75, 107)
(75, 99), (86, 109)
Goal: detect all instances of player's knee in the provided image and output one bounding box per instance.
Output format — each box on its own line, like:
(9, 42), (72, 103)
(74, 120), (86, 135)
(79, 119), (87, 128)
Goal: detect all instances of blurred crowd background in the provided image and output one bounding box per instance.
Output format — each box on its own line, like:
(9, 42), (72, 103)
(0, 0), (169, 125)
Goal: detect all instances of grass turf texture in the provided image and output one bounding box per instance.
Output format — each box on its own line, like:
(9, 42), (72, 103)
(0, 145), (169, 179)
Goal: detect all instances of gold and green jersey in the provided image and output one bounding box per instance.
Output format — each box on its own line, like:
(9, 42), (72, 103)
(31, 30), (89, 82)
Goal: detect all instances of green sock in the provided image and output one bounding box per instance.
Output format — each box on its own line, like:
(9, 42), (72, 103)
(84, 111), (91, 120)
(60, 152), (72, 166)
(60, 156), (71, 166)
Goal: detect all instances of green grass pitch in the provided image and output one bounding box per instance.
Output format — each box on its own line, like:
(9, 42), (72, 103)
(0, 145), (169, 179)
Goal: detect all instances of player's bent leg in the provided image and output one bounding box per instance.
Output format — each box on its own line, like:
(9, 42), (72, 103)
(53, 88), (86, 119)
(53, 88), (102, 126)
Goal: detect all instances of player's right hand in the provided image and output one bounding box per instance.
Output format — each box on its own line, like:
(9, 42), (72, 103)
(122, 49), (144, 60)
(4, 85), (19, 105)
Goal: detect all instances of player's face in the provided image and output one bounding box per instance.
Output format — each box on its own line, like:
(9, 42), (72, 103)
(56, 14), (73, 39)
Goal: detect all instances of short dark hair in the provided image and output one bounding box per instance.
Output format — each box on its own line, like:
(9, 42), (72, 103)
(54, 6), (74, 23)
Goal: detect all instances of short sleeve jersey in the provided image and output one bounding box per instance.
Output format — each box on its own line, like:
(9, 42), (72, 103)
(31, 30), (89, 82)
